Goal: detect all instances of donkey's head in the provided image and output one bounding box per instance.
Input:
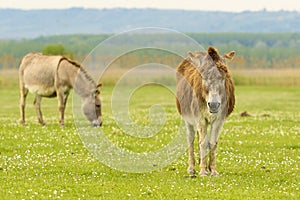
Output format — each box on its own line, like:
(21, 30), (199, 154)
(82, 83), (102, 126)
(188, 47), (235, 114)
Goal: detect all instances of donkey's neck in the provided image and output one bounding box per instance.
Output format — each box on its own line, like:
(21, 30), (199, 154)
(73, 68), (97, 99)
(59, 58), (97, 99)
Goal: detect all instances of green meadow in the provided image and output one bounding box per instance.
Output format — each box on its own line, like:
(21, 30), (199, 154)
(0, 71), (299, 199)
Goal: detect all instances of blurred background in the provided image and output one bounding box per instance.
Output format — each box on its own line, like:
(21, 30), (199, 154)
(0, 0), (300, 87)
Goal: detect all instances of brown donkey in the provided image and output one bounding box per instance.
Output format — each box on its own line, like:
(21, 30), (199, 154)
(176, 47), (235, 176)
(19, 52), (102, 126)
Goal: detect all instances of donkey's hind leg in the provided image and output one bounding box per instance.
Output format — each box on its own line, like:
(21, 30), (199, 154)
(20, 86), (28, 125)
(33, 95), (45, 125)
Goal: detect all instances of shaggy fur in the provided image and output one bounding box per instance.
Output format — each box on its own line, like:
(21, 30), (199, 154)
(176, 48), (235, 117)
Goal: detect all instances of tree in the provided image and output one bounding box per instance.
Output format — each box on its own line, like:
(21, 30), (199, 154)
(42, 44), (73, 58)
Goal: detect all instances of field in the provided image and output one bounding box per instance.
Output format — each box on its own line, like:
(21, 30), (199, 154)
(0, 72), (299, 199)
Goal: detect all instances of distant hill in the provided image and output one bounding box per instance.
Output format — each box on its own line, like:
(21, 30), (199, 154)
(0, 8), (300, 39)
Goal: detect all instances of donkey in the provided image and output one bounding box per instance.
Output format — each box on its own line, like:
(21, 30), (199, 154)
(19, 52), (102, 126)
(176, 46), (235, 177)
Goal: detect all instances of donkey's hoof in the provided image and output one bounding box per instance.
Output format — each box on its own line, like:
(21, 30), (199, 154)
(187, 168), (196, 175)
(38, 119), (46, 126)
(199, 170), (209, 177)
(59, 120), (65, 126)
(39, 122), (46, 126)
(211, 171), (220, 177)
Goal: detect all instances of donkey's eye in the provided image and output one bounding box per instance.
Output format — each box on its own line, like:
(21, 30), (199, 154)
(94, 90), (100, 95)
(203, 87), (209, 94)
(96, 105), (101, 108)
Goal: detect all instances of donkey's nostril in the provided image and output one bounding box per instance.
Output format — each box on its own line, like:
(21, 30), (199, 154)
(208, 102), (220, 110)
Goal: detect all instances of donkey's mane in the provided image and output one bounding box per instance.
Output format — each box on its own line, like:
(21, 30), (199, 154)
(176, 58), (205, 115)
(60, 57), (96, 86)
(61, 56), (81, 68)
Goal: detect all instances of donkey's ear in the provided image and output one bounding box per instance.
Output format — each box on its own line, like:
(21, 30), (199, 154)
(223, 51), (235, 60)
(94, 83), (102, 96)
(188, 51), (204, 58)
(208, 46), (221, 62)
(97, 83), (102, 88)
(188, 51), (195, 58)
(188, 51), (198, 66)
(188, 51), (205, 67)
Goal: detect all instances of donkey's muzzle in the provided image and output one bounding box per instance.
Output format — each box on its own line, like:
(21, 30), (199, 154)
(92, 118), (102, 127)
(208, 102), (221, 113)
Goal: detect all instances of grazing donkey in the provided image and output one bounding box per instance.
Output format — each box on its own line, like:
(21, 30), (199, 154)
(19, 52), (102, 126)
(176, 47), (235, 176)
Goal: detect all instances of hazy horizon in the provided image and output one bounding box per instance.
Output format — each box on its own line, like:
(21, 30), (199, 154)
(0, 0), (299, 12)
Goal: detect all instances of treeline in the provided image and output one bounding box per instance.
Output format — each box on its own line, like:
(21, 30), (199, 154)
(0, 33), (300, 69)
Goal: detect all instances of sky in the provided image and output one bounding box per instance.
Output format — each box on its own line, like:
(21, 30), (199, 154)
(0, 0), (299, 12)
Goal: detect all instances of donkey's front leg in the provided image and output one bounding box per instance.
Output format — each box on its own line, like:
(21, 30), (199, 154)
(186, 123), (196, 174)
(208, 119), (224, 177)
(198, 121), (209, 176)
(209, 143), (219, 177)
(57, 90), (69, 126)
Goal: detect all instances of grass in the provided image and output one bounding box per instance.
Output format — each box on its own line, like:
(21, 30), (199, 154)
(0, 80), (299, 199)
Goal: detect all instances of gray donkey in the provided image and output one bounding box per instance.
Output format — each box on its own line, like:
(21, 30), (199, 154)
(176, 47), (235, 176)
(19, 52), (102, 126)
